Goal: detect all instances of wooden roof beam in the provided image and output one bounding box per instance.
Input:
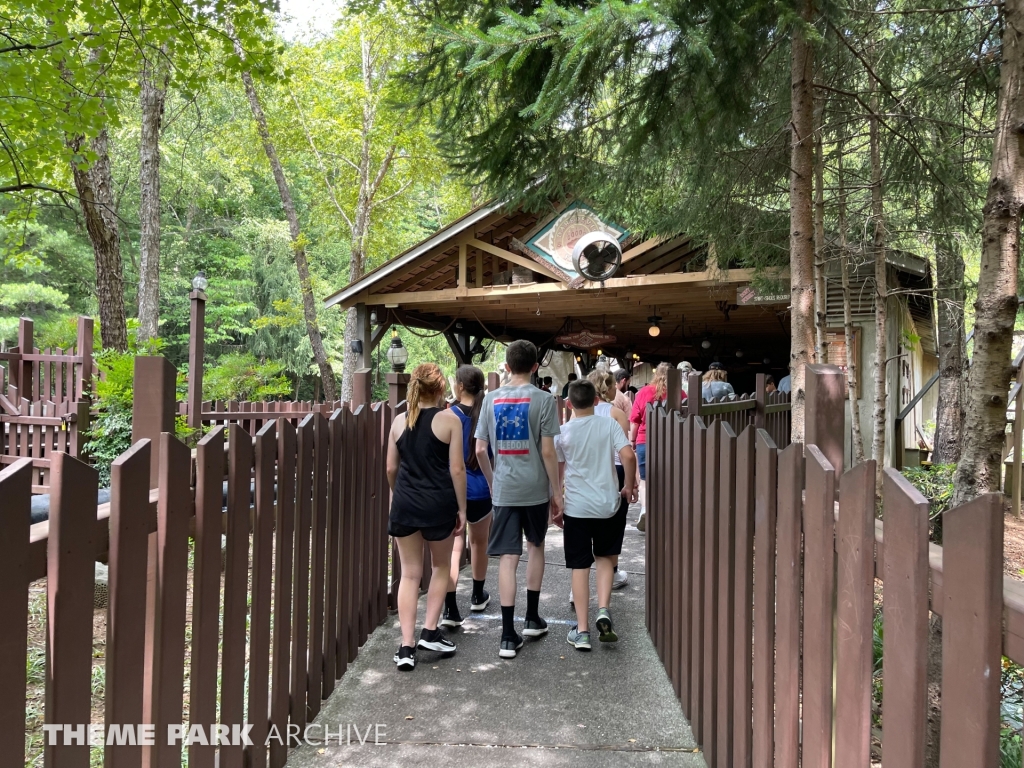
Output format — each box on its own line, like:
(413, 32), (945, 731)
(463, 237), (566, 283)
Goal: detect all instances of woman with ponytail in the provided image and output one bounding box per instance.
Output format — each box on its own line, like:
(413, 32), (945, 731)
(386, 362), (467, 670)
(440, 365), (493, 629)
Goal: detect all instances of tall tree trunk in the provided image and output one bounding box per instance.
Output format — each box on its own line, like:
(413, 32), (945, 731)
(933, 184), (967, 465)
(69, 129), (128, 352)
(813, 96), (828, 364)
(137, 56), (168, 344)
(788, 0), (817, 441)
(869, 85), (888, 491)
(952, 0), (1024, 506)
(838, 141), (866, 464)
(239, 70), (338, 402)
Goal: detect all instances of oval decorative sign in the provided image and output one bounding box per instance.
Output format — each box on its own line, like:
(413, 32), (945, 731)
(555, 330), (618, 349)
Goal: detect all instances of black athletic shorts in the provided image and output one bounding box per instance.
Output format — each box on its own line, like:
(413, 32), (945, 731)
(563, 508), (628, 569)
(466, 498), (493, 525)
(388, 518), (456, 541)
(487, 502), (550, 556)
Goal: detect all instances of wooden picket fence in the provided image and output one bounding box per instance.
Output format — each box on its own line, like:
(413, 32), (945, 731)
(0, 316), (94, 406)
(2, 403), (392, 767)
(1, 399), (90, 493)
(647, 363), (1016, 767)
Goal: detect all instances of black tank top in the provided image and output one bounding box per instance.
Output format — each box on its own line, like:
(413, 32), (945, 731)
(390, 408), (459, 527)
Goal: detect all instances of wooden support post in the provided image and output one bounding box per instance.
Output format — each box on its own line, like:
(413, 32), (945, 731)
(805, 363), (846, 480)
(132, 356), (178, 488)
(458, 242), (468, 293)
(488, 372), (501, 392)
(476, 251), (484, 288)
(352, 368), (372, 407)
(187, 290), (206, 429)
(666, 367), (682, 412)
(16, 317), (33, 400)
(75, 315), (94, 401)
(387, 373), (410, 409)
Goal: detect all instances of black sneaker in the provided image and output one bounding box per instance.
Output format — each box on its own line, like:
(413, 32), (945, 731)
(522, 616), (548, 638)
(417, 627), (457, 654)
(441, 604), (464, 628)
(470, 589), (490, 611)
(499, 632), (524, 659)
(393, 645), (416, 670)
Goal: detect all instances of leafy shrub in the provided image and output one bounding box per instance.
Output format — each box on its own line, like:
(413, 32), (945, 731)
(203, 352), (291, 402)
(901, 463), (955, 542)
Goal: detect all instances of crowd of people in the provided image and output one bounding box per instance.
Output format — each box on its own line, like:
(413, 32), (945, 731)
(384, 341), (761, 669)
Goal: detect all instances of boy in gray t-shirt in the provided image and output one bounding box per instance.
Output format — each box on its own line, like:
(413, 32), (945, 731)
(475, 341), (562, 659)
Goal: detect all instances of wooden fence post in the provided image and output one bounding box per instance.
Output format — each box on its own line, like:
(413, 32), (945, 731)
(775, 442), (804, 768)
(16, 317), (33, 400)
(352, 368), (372, 408)
(754, 373), (766, 430)
(75, 316), (93, 401)
(939, 493), (1003, 768)
(716, 423), (738, 768)
(187, 290), (206, 429)
(132, 356), (178, 488)
(0, 459), (32, 766)
(733, 426), (756, 768)
(805, 364), (846, 480)
(387, 372), (410, 409)
(687, 371), (702, 415)
(666, 367), (682, 411)
(752, 430), (778, 768)
(488, 372), (501, 392)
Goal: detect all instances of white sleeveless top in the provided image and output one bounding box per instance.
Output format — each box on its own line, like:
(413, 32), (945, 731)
(595, 401), (623, 466)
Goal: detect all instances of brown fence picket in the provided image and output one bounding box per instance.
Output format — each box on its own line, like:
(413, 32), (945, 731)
(0, 459), (31, 766)
(690, 417), (707, 740)
(702, 420), (722, 766)
(247, 421), (277, 768)
(939, 493), (1003, 768)
(880, 467), (929, 768)
(292, 415), (315, 736)
(339, 407), (357, 670)
(220, 424), (253, 768)
(752, 429), (778, 768)
(190, 427), (225, 768)
(774, 442), (803, 768)
(834, 460), (876, 768)
(324, 409), (342, 688)
(376, 404), (390, 624)
(270, 419), (297, 768)
(668, 412), (685, 702)
(802, 445), (836, 768)
(733, 425), (756, 768)
(307, 412), (329, 715)
(141, 434), (191, 768)
(356, 406), (370, 646)
(648, 407), (661, 661)
(716, 423), (738, 768)
(678, 413), (694, 710)
(645, 407), (657, 637)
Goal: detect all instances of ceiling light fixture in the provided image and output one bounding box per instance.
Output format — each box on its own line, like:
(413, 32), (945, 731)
(647, 315), (662, 337)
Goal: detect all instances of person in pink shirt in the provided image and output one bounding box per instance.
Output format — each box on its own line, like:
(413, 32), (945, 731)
(628, 362), (671, 532)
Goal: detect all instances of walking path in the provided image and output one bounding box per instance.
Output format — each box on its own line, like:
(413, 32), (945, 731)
(289, 513), (705, 768)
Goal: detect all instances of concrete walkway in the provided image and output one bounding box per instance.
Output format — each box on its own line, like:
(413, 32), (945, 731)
(288, 512), (706, 768)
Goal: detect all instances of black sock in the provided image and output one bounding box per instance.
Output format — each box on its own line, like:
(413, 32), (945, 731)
(501, 605), (516, 638)
(526, 589), (540, 621)
(613, 565), (618, 573)
(445, 591), (459, 612)
(472, 579), (485, 597)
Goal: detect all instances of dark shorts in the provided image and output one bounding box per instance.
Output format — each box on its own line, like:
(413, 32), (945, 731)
(636, 442), (647, 480)
(487, 502), (550, 556)
(466, 498), (493, 525)
(388, 518), (456, 541)
(563, 509), (628, 569)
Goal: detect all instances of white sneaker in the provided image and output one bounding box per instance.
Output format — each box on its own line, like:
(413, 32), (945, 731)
(612, 570), (629, 589)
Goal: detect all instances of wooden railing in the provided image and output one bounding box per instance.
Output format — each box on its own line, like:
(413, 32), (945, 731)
(647, 363), (1013, 767)
(177, 399), (346, 435)
(4, 399), (393, 767)
(1, 398), (90, 493)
